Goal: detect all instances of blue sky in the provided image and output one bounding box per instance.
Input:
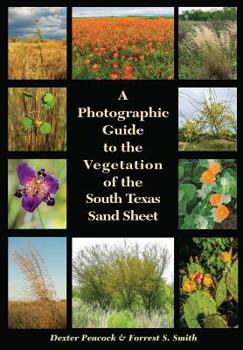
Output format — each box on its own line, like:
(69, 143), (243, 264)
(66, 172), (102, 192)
(73, 7), (174, 18)
(9, 237), (66, 300)
(179, 88), (237, 128)
(8, 7), (66, 39)
(73, 237), (174, 284)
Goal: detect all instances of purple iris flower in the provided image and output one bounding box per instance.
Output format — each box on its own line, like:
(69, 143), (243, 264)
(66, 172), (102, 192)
(14, 163), (59, 213)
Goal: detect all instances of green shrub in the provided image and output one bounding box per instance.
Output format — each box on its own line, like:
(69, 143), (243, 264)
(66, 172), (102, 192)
(107, 311), (138, 328)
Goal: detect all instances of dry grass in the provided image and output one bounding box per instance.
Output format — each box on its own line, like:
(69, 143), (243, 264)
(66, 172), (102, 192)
(8, 300), (66, 329)
(179, 21), (237, 79)
(8, 40), (66, 80)
(8, 88), (66, 151)
(9, 247), (66, 329)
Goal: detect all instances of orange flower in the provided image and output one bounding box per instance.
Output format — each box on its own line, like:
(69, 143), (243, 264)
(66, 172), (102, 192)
(182, 278), (196, 293)
(113, 52), (119, 58)
(210, 193), (223, 206)
(209, 162), (221, 175)
(139, 55), (145, 61)
(84, 59), (90, 65)
(123, 64), (133, 74)
(91, 64), (99, 72)
(214, 205), (230, 221)
(112, 64), (119, 70)
(202, 274), (213, 288)
(220, 251), (232, 263)
(110, 72), (119, 80)
(200, 170), (216, 184)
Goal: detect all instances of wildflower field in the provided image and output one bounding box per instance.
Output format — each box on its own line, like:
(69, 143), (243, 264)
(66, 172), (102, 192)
(72, 17), (174, 80)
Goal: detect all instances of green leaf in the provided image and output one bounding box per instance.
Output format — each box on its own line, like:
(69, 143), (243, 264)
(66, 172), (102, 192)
(194, 215), (208, 229)
(179, 189), (184, 202)
(179, 200), (187, 216)
(215, 277), (227, 307)
(22, 116), (34, 129)
(179, 184), (196, 202)
(199, 159), (209, 168)
(229, 176), (237, 198)
(42, 93), (54, 109)
(39, 122), (51, 134)
(179, 166), (184, 180)
(187, 262), (204, 274)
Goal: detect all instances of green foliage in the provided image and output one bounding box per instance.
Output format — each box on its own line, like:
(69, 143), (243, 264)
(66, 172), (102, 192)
(107, 310), (138, 328)
(179, 159), (237, 230)
(226, 260), (238, 302)
(203, 314), (228, 328)
(184, 291), (217, 328)
(22, 116), (34, 129)
(215, 278), (227, 307)
(39, 122), (51, 134)
(42, 93), (55, 109)
(187, 262), (203, 274)
(179, 7), (237, 21)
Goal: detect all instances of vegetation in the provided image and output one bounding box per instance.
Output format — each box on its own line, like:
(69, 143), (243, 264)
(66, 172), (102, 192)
(8, 88), (66, 151)
(179, 8), (237, 80)
(72, 17), (174, 80)
(9, 247), (66, 329)
(73, 241), (174, 328)
(179, 237), (238, 328)
(179, 159), (237, 229)
(179, 89), (237, 151)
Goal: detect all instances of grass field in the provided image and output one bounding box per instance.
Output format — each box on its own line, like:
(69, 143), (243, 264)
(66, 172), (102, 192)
(179, 136), (237, 151)
(9, 300), (66, 329)
(72, 17), (174, 80)
(8, 88), (66, 151)
(8, 40), (66, 80)
(179, 20), (237, 80)
(73, 300), (173, 328)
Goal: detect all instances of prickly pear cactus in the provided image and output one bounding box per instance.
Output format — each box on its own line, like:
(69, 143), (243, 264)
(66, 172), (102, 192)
(215, 277), (227, 306)
(203, 314), (228, 328)
(184, 290), (217, 328)
(226, 259), (238, 302)
(187, 262), (204, 274)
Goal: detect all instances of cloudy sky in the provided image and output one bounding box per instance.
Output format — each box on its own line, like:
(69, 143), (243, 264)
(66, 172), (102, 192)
(179, 7), (223, 14)
(73, 237), (174, 284)
(73, 7), (174, 18)
(179, 88), (237, 127)
(9, 7), (66, 39)
(9, 237), (66, 301)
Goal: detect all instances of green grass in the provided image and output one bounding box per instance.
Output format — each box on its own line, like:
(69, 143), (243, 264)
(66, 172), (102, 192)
(179, 136), (237, 152)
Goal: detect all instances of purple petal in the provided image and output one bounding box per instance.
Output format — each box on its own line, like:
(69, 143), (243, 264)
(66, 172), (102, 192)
(22, 196), (43, 213)
(16, 163), (35, 186)
(45, 174), (59, 194)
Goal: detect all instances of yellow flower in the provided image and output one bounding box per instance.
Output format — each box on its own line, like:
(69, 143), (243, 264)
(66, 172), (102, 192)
(220, 251), (232, 263)
(182, 278), (197, 293)
(202, 274), (213, 288)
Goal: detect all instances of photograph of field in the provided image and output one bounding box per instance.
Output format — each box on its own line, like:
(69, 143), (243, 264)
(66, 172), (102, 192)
(179, 159), (237, 230)
(72, 7), (174, 80)
(73, 238), (174, 328)
(8, 88), (66, 151)
(179, 88), (237, 151)
(179, 237), (238, 328)
(8, 159), (67, 229)
(8, 237), (66, 329)
(8, 7), (66, 80)
(179, 7), (237, 80)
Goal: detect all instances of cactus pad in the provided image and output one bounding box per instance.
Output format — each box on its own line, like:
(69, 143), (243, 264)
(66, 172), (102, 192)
(226, 259), (238, 302)
(184, 290), (217, 328)
(215, 277), (227, 306)
(203, 314), (228, 328)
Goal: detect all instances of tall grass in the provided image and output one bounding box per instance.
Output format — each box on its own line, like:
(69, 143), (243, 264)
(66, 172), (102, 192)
(8, 88), (66, 151)
(72, 300), (173, 328)
(179, 21), (237, 79)
(8, 40), (66, 80)
(9, 247), (66, 329)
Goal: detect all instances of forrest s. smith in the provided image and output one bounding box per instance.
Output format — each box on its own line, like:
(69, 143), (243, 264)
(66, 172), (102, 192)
(50, 333), (197, 342)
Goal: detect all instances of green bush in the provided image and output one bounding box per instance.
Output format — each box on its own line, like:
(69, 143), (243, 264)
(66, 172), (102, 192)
(107, 311), (138, 328)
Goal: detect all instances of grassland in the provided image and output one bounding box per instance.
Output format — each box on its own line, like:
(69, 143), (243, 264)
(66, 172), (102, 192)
(179, 136), (237, 151)
(8, 39), (66, 80)
(9, 300), (66, 329)
(179, 20), (237, 80)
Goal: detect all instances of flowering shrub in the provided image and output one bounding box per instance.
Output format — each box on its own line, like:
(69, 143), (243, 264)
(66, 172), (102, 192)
(179, 159), (237, 229)
(180, 238), (238, 328)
